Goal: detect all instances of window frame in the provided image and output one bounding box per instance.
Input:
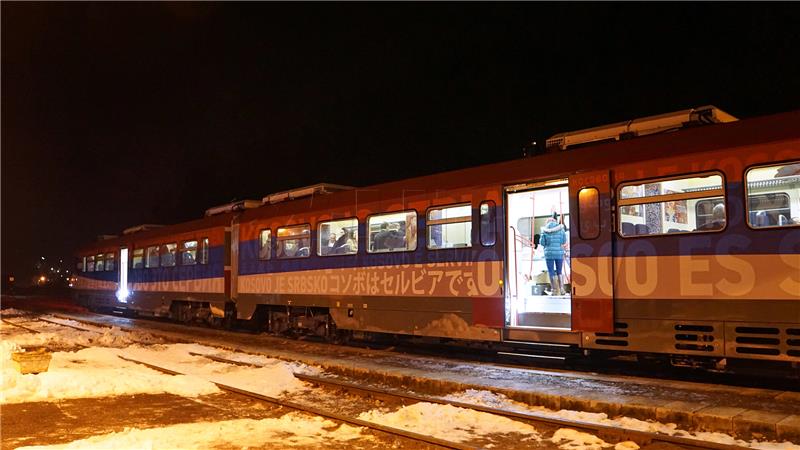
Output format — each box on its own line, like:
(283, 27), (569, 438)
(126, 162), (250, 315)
(132, 248), (145, 269)
(258, 228), (272, 260)
(199, 237), (209, 264)
(158, 242), (177, 267)
(479, 201), (496, 247)
(180, 240), (198, 266)
(425, 203), (473, 250)
(145, 245), (160, 268)
(95, 253), (105, 272)
(616, 170), (727, 238)
(744, 160), (800, 231)
(105, 252), (115, 272)
(365, 209), (419, 254)
(577, 187), (601, 240)
(275, 224), (312, 259)
(317, 217), (359, 257)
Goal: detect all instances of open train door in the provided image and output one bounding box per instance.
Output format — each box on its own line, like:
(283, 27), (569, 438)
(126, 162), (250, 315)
(568, 170), (614, 333)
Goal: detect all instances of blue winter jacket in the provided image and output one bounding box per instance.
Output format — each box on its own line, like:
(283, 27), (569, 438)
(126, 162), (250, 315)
(540, 221), (566, 260)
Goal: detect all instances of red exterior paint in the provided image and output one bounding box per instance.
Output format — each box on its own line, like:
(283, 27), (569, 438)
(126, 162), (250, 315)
(471, 297), (504, 328)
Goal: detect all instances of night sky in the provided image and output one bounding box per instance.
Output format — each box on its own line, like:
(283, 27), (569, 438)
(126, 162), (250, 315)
(3, 3), (799, 281)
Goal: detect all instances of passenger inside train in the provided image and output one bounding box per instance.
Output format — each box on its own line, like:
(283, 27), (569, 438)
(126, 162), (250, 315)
(368, 211), (417, 253)
(618, 173), (726, 236)
(318, 218), (358, 256)
(277, 225), (310, 258)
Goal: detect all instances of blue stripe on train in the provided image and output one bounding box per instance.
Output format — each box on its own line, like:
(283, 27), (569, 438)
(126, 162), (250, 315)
(82, 180), (800, 281)
(238, 240), (504, 275)
(239, 208), (505, 276)
(80, 247), (225, 282)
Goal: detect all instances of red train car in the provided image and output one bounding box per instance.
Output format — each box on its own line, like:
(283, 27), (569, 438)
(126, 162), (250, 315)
(73, 107), (800, 369)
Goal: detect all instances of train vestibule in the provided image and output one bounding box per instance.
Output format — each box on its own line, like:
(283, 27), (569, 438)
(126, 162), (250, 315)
(505, 182), (572, 329)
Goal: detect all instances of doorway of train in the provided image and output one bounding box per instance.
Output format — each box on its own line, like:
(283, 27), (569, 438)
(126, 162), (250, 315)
(505, 179), (571, 329)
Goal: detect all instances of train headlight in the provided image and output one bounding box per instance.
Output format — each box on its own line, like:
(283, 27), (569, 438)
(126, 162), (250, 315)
(116, 287), (131, 303)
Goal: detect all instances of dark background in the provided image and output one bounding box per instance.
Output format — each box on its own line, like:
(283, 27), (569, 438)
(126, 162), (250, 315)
(3, 3), (800, 283)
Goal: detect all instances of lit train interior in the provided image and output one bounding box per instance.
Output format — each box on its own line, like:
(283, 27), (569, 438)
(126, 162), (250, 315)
(618, 173), (726, 236)
(745, 162), (800, 227)
(506, 183), (571, 329)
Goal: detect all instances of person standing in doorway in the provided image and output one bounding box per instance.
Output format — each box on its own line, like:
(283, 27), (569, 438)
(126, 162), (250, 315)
(540, 212), (567, 295)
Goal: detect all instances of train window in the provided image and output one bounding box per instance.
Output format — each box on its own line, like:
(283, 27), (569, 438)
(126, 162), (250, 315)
(276, 225), (311, 259)
(427, 204), (472, 250)
(746, 161), (800, 229)
(181, 241), (197, 265)
(480, 201), (496, 246)
(105, 252), (115, 271)
(617, 172), (725, 237)
(95, 254), (105, 272)
(199, 238), (209, 264)
(145, 246), (160, 268)
(318, 218), (358, 256)
(86, 255), (95, 272)
(367, 211), (418, 253)
(578, 187), (600, 240)
(258, 229), (271, 260)
(161, 243), (177, 267)
(78, 257), (86, 272)
(132, 248), (144, 269)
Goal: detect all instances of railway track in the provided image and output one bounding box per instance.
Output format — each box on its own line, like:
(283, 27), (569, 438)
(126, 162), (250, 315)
(47, 309), (800, 390)
(116, 354), (481, 450)
(1, 317), (41, 334)
(1, 312), (762, 449)
(185, 351), (746, 450)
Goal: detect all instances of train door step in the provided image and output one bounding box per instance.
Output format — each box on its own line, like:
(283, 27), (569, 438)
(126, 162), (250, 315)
(517, 311), (570, 328)
(504, 326), (582, 345)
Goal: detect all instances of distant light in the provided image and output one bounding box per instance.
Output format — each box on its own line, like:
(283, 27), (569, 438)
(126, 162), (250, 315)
(39, 276), (46, 283)
(41, 256), (45, 260)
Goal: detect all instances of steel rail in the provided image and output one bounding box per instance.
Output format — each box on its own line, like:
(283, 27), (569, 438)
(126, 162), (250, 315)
(117, 355), (480, 450)
(1, 318), (41, 334)
(189, 351), (748, 450)
(37, 316), (104, 333)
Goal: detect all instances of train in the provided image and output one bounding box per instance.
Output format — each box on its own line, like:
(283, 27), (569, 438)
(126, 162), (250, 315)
(72, 106), (800, 372)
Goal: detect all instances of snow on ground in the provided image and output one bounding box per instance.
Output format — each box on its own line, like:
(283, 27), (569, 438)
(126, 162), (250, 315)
(16, 413), (367, 450)
(0, 307), (29, 316)
(1, 313), (164, 349)
(3, 324), (160, 349)
(190, 346), (323, 376)
(39, 316), (166, 345)
(358, 401), (541, 444)
(121, 343), (311, 398)
(550, 428), (640, 450)
(1, 341), (220, 404)
(1, 320), (313, 404)
(442, 389), (800, 450)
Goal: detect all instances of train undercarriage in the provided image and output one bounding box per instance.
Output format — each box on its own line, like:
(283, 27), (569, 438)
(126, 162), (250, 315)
(76, 292), (798, 379)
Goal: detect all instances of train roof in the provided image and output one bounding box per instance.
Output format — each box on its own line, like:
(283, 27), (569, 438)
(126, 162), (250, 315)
(242, 108), (800, 219)
(76, 108), (800, 254)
